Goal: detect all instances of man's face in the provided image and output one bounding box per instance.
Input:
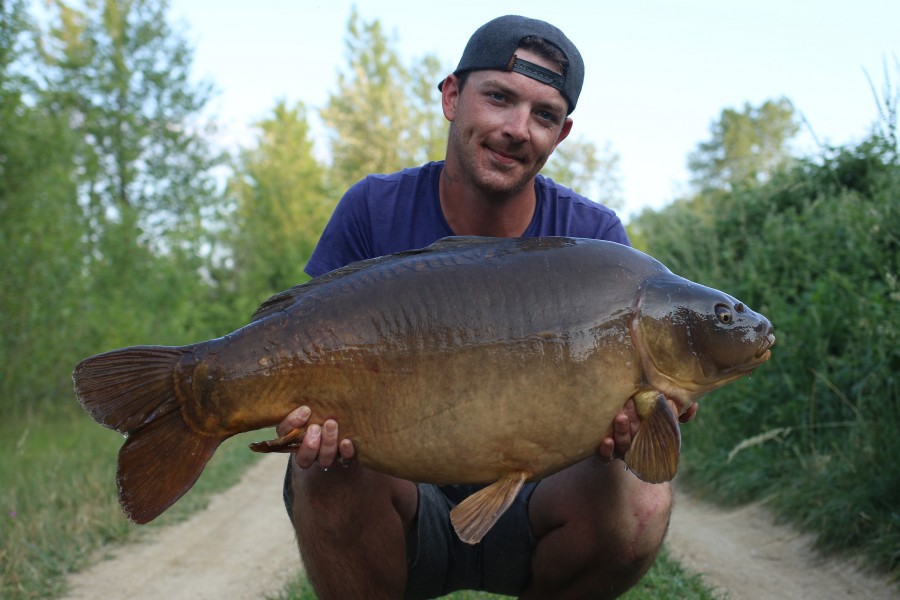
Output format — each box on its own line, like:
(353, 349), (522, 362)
(442, 48), (573, 199)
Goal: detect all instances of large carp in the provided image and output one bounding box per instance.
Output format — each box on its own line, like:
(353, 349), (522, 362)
(73, 236), (774, 544)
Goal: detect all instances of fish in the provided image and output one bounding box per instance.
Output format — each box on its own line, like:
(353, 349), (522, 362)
(72, 236), (775, 544)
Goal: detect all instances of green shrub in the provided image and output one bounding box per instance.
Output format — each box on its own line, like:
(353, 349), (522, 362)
(632, 132), (900, 578)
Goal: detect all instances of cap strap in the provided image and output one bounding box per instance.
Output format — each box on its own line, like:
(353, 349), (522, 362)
(506, 56), (565, 93)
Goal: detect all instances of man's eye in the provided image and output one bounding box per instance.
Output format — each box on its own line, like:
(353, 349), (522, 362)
(537, 111), (559, 124)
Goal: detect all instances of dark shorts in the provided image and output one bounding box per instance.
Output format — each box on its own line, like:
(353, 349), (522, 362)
(404, 482), (538, 599)
(283, 463), (538, 599)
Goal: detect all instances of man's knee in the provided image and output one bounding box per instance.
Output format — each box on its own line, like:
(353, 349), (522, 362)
(615, 480), (671, 565)
(527, 465), (673, 598)
(575, 480), (670, 564)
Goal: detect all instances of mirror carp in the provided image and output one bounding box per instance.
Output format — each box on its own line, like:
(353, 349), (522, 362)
(73, 236), (775, 544)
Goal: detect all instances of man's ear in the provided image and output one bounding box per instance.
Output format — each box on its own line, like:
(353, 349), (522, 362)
(441, 74), (460, 121)
(554, 117), (574, 149)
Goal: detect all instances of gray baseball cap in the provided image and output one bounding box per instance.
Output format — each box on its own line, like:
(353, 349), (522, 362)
(438, 15), (584, 114)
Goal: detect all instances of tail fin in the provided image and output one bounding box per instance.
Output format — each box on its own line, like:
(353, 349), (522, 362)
(72, 346), (226, 524)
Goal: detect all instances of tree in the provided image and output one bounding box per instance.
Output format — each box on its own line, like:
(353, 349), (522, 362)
(688, 97), (799, 192)
(36, 0), (222, 252)
(321, 9), (447, 190)
(33, 0), (227, 347)
(407, 53), (449, 165)
(226, 101), (332, 318)
(543, 136), (624, 211)
(1, 0), (87, 414)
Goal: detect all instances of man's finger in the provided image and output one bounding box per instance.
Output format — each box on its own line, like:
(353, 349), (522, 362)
(317, 419), (340, 468)
(277, 405), (311, 437)
(339, 438), (356, 460)
(294, 423), (321, 469)
(597, 436), (616, 463)
(679, 402), (699, 423)
(612, 412), (631, 456)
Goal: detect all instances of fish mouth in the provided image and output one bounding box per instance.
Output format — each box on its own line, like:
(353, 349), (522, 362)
(754, 332), (776, 361)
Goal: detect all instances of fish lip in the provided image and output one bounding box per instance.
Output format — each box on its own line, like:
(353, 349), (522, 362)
(754, 332), (776, 360)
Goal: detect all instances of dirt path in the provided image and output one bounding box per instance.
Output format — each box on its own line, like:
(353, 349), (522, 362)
(62, 454), (302, 600)
(63, 455), (897, 600)
(666, 488), (896, 599)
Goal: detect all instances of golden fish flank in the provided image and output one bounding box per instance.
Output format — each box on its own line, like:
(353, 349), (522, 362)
(72, 236), (775, 544)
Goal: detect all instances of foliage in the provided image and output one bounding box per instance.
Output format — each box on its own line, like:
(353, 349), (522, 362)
(543, 135), (624, 211)
(0, 0), (232, 420)
(36, 0), (220, 239)
(320, 8), (447, 191)
(225, 101), (333, 319)
(688, 96), (799, 193)
(632, 106), (900, 577)
(1, 0), (86, 417)
(35, 0), (229, 344)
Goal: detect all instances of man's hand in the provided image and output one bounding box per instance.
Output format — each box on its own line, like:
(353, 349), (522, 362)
(598, 399), (639, 462)
(278, 406), (356, 469)
(598, 399), (700, 462)
(679, 402), (699, 423)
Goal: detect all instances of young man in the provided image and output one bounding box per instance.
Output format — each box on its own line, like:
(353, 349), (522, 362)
(278, 15), (697, 599)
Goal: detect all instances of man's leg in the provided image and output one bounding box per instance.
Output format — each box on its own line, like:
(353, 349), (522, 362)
(522, 456), (672, 600)
(289, 460), (418, 600)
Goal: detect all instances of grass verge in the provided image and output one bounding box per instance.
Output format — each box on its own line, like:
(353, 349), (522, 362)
(0, 405), (264, 600)
(266, 546), (722, 600)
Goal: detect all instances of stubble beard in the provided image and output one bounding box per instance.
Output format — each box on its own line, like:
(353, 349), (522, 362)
(448, 123), (542, 201)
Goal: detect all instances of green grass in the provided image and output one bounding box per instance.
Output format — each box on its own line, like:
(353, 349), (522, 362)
(0, 404), (265, 600)
(266, 547), (721, 600)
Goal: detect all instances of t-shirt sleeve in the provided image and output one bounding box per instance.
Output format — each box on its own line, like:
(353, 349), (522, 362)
(304, 179), (373, 278)
(598, 214), (630, 246)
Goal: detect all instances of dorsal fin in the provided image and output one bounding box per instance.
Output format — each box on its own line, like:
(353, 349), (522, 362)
(250, 236), (505, 322)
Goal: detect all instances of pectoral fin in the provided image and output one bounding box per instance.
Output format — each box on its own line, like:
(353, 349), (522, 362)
(450, 470), (530, 545)
(624, 393), (681, 483)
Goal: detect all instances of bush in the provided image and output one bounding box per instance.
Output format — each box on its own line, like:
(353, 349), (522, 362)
(631, 132), (900, 578)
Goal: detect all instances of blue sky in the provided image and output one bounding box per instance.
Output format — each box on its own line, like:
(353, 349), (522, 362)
(169, 0), (899, 220)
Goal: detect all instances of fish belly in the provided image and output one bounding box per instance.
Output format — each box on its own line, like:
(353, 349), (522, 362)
(335, 345), (640, 484)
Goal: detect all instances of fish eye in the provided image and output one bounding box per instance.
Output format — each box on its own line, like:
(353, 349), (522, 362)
(715, 304), (733, 324)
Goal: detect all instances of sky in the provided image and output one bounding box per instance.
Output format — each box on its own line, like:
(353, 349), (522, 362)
(168, 0), (899, 221)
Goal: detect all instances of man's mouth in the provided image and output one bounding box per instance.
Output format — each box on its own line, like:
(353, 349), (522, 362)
(488, 146), (522, 165)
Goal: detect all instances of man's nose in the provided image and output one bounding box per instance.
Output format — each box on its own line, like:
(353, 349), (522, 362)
(502, 107), (530, 143)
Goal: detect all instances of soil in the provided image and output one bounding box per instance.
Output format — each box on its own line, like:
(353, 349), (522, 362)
(62, 454), (897, 600)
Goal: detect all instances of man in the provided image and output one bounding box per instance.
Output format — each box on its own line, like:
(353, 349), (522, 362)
(278, 15), (696, 599)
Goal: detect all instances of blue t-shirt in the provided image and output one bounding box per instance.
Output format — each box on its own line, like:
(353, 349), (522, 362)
(305, 161), (629, 278)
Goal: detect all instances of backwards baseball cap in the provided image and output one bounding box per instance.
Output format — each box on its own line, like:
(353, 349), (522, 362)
(438, 15), (584, 114)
